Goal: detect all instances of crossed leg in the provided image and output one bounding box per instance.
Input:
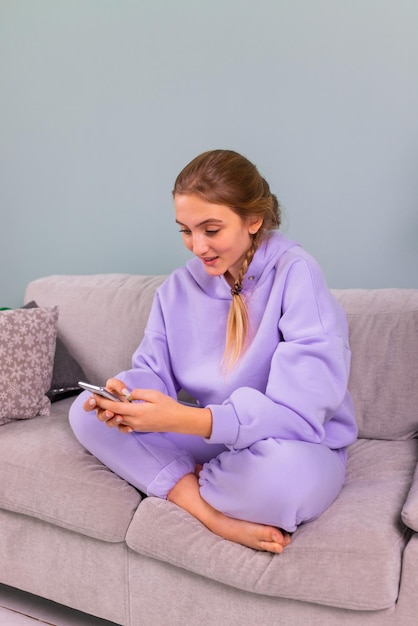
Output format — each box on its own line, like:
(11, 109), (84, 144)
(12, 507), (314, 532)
(69, 395), (344, 553)
(168, 470), (291, 553)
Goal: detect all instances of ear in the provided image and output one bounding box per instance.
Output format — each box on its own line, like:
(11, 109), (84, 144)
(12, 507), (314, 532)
(247, 216), (263, 235)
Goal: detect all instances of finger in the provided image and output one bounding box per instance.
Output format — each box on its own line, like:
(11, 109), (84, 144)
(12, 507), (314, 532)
(93, 394), (128, 413)
(127, 388), (158, 403)
(83, 395), (119, 415)
(106, 377), (125, 391)
(106, 378), (131, 400)
(117, 424), (134, 434)
(104, 411), (128, 428)
(96, 408), (114, 422)
(83, 396), (97, 412)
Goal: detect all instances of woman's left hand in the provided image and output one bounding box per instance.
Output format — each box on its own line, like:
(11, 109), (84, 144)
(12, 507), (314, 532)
(92, 387), (212, 437)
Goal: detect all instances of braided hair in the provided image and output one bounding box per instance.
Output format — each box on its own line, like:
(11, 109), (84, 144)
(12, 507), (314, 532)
(173, 150), (281, 369)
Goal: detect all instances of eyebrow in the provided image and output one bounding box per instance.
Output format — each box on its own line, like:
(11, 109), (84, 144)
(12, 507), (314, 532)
(175, 218), (224, 228)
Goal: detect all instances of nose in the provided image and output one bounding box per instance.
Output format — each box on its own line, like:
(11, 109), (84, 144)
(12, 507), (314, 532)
(191, 233), (210, 256)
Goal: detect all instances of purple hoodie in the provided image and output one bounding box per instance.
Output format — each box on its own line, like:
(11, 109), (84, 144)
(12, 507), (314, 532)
(118, 231), (358, 452)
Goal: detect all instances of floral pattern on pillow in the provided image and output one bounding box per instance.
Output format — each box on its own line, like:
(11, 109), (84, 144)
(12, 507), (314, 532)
(0, 306), (59, 425)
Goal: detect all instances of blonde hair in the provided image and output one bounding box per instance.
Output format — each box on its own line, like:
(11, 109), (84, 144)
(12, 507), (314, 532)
(173, 150), (281, 368)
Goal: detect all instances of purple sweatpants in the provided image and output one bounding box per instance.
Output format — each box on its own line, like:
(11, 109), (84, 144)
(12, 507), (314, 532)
(69, 392), (346, 532)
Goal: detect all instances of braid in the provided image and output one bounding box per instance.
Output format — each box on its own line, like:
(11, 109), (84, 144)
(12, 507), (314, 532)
(173, 149), (282, 371)
(223, 237), (258, 371)
(234, 238), (257, 292)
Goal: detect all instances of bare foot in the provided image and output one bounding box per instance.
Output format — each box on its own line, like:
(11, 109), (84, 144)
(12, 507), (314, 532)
(209, 510), (291, 553)
(167, 472), (291, 553)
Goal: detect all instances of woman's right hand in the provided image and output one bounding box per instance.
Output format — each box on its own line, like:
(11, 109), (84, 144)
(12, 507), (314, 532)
(82, 378), (131, 429)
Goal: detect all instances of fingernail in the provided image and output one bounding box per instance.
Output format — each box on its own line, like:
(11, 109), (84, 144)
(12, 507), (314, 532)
(122, 388), (132, 401)
(115, 416), (122, 424)
(88, 398), (96, 406)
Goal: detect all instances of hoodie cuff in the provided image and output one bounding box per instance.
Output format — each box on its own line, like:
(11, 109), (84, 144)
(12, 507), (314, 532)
(206, 403), (239, 447)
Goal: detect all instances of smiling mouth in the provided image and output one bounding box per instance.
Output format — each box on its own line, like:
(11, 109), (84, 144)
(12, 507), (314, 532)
(201, 256), (219, 264)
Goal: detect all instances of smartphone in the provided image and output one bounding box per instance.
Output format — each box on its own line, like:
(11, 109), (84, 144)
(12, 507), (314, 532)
(78, 381), (122, 402)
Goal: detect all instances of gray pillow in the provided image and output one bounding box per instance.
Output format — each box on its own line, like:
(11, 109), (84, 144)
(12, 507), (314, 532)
(0, 306), (58, 425)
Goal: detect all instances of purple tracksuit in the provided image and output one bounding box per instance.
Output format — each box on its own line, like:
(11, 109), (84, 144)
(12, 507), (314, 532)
(70, 232), (357, 532)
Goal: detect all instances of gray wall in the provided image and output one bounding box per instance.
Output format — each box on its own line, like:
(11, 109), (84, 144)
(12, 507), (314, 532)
(1, 0), (417, 307)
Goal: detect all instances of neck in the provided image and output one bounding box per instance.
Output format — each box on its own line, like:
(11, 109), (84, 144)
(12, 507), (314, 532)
(224, 271), (236, 288)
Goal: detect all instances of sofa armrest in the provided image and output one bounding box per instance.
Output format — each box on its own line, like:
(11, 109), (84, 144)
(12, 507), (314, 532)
(402, 460), (418, 532)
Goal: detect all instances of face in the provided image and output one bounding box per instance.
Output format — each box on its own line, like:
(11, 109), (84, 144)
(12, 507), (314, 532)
(174, 194), (262, 283)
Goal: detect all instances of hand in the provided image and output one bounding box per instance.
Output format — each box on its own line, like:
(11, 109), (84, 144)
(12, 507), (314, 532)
(84, 379), (213, 437)
(82, 378), (133, 431)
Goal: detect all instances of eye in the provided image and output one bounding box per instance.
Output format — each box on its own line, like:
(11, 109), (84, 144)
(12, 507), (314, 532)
(205, 230), (220, 236)
(179, 228), (191, 235)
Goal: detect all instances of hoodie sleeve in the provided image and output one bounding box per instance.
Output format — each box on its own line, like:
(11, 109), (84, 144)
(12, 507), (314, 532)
(207, 257), (354, 450)
(116, 291), (180, 400)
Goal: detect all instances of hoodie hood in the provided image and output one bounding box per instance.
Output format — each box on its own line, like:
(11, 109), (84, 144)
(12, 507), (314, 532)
(185, 231), (300, 299)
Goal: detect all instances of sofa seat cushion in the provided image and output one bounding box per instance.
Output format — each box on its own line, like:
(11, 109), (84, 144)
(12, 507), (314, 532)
(126, 438), (417, 611)
(401, 460), (418, 532)
(0, 397), (141, 542)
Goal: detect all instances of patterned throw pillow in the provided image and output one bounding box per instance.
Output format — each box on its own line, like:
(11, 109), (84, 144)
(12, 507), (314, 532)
(0, 306), (59, 425)
(23, 301), (86, 402)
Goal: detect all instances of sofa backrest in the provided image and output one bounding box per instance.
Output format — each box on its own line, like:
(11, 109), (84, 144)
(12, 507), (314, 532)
(332, 288), (418, 440)
(25, 274), (166, 385)
(26, 276), (418, 441)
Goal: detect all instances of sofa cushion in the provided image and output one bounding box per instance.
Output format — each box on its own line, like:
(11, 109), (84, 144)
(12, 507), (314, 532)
(0, 306), (58, 426)
(25, 274), (166, 385)
(0, 397), (141, 542)
(126, 438), (417, 611)
(402, 461), (418, 532)
(332, 289), (418, 440)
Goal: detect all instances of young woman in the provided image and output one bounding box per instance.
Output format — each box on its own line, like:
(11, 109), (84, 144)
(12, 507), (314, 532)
(69, 149), (357, 553)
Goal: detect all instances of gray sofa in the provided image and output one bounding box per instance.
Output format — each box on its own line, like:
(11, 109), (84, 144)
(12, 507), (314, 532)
(1, 274), (418, 626)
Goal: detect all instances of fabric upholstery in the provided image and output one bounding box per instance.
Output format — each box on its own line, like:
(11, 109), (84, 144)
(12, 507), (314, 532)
(126, 438), (417, 611)
(0, 306), (58, 425)
(0, 508), (128, 625)
(25, 274), (166, 385)
(129, 553), (400, 626)
(0, 397), (141, 541)
(0, 275), (413, 624)
(402, 461), (418, 532)
(23, 301), (86, 401)
(332, 289), (418, 440)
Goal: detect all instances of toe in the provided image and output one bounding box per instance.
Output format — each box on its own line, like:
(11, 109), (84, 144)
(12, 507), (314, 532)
(259, 540), (283, 554)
